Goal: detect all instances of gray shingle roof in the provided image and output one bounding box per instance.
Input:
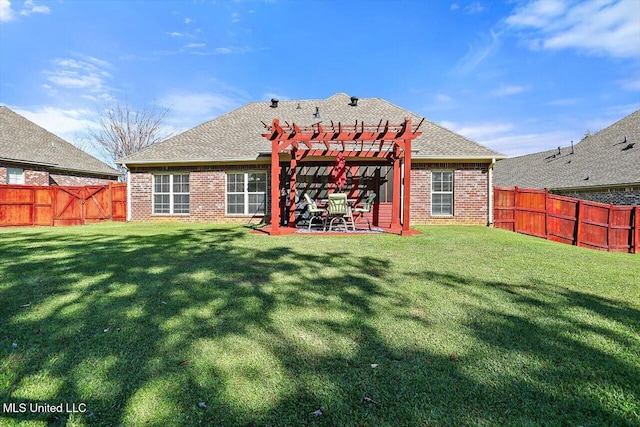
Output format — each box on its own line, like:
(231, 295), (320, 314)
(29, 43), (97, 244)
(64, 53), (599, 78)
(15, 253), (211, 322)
(0, 106), (120, 177)
(494, 110), (640, 190)
(117, 93), (503, 165)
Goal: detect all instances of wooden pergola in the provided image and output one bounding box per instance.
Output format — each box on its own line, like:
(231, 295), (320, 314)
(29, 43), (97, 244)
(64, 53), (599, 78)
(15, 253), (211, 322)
(261, 117), (423, 235)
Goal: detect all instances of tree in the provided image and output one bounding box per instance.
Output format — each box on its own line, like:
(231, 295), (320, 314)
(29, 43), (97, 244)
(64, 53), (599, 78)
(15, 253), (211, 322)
(89, 99), (172, 165)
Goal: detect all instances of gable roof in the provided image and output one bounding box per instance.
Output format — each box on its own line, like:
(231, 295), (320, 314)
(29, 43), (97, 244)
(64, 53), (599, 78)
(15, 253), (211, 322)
(117, 93), (503, 165)
(494, 110), (640, 190)
(0, 106), (120, 178)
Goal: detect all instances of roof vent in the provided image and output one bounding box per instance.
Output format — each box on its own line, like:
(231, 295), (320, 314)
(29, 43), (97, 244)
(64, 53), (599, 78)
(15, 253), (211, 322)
(313, 106), (321, 119)
(270, 99), (278, 108)
(296, 102), (301, 110)
(349, 96), (358, 107)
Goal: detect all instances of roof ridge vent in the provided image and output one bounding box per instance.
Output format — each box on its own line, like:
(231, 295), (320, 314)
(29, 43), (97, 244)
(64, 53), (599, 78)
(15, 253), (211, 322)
(270, 99), (279, 108)
(349, 96), (358, 107)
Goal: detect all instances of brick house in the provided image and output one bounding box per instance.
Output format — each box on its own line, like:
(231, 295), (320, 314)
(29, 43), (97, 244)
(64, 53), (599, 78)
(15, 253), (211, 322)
(0, 106), (120, 186)
(494, 110), (640, 205)
(117, 93), (504, 229)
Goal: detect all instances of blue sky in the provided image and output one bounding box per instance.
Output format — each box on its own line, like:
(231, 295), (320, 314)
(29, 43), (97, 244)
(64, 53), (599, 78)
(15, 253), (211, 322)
(1, 0), (639, 163)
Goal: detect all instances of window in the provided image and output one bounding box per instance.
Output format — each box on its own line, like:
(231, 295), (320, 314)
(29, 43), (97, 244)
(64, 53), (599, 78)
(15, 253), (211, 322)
(432, 171), (453, 216)
(226, 172), (267, 215)
(153, 174), (189, 214)
(7, 168), (24, 185)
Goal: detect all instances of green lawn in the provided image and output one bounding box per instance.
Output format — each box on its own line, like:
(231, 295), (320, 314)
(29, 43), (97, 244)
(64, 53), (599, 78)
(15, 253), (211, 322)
(0, 223), (638, 426)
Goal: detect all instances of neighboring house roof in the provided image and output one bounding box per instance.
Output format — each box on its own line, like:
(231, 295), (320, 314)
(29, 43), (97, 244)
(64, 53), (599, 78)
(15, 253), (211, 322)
(494, 110), (640, 190)
(0, 106), (120, 178)
(117, 93), (503, 165)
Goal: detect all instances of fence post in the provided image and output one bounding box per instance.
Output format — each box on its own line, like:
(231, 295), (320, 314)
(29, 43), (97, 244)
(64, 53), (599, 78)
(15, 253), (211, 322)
(514, 186), (519, 233)
(108, 182), (113, 220)
(607, 204), (613, 252)
(30, 186), (35, 226)
(575, 200), (583, 247)
(544, 189), (549, 239)
(634, 205), (639, 254)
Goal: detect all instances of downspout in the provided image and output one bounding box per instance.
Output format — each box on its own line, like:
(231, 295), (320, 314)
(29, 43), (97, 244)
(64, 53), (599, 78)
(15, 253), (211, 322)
(488, 158), (496, 226)
(123, 163), (132, 222)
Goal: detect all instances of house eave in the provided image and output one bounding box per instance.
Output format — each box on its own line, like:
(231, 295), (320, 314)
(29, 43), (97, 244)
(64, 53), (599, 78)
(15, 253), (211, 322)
(0, 156), (58, 168)
(119, 158), (270, 168)
(413, 154), (506, 162)
(1, 156), (120, 178)
(550, 182), (640, 192)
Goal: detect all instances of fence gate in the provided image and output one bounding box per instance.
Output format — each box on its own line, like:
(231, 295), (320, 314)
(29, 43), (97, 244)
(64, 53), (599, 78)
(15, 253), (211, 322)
(52, 186), (113, 226)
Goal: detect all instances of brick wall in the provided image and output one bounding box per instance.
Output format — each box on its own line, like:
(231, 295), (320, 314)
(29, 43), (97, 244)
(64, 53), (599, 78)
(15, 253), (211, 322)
(128, 161), (492, 226)
(553, 186), (640, 206)
(411, 162), (490, 225)
(129, 164), (270, 223)
(25, 170), (50, 186)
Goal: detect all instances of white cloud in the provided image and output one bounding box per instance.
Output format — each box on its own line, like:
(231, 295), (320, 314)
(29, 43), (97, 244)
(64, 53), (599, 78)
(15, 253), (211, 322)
(546, 98), (581, 106)
(184, 17), (192, 24)
(184, 43), (205, 49)
(9, 105), (110, 161)
(441, 120), (515, 140)
(465, 1), (485, 14)
(507, 0), (640, 58)
(618, 76), (640, 91)
(14, 106), (96, 135)
(43, 57), (114, 100)
(452, 29), (500, 74)
(0, 0), (15, 22)
(20, 0), (49, 16)
(481, 130), (578, 157)
(156, 91), (244, 126)
(167, 31), (184, 37)
(435, 93), (453, 103)
(490, 85), (528, 96)
(440, 119), (579, 157)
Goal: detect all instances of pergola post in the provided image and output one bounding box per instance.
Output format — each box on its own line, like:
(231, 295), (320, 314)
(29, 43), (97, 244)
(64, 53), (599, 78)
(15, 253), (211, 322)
(289, 148), (298, 227)
(270, 138), (281, 235)
(402, 134), (412, 234)
(390, 143), (402, 233)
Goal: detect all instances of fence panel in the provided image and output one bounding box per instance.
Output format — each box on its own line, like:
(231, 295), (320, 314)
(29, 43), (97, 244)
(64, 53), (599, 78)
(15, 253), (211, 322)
(547, 195), (578, 245)
(0, 183), (126, 227)
(0, 186), (34, 226)
(111, 183), (127, 222)
(493, 187), (516, 231)
(34, 187), (53, 226)
(494, 186), (637, 253)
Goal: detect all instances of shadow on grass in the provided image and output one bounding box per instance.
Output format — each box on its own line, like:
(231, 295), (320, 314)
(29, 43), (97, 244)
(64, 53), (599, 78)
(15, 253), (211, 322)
(408, 270), (640, 426)
(0, 226), (638, 426)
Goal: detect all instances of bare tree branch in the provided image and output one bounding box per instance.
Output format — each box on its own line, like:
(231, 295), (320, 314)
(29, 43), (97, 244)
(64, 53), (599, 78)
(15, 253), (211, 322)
(89, 99), (172, 166)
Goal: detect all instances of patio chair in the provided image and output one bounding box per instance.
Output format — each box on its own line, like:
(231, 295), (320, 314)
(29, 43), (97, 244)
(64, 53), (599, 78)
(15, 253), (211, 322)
(352, 192), (376, 230)
(303, 193), (326, 230)
(324, 193), (355, 232)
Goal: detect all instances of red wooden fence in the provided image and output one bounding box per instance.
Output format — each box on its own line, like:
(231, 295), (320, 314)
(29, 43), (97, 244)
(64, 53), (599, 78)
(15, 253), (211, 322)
(494, 186), (638, 253)
(0, 183), (126, 227)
